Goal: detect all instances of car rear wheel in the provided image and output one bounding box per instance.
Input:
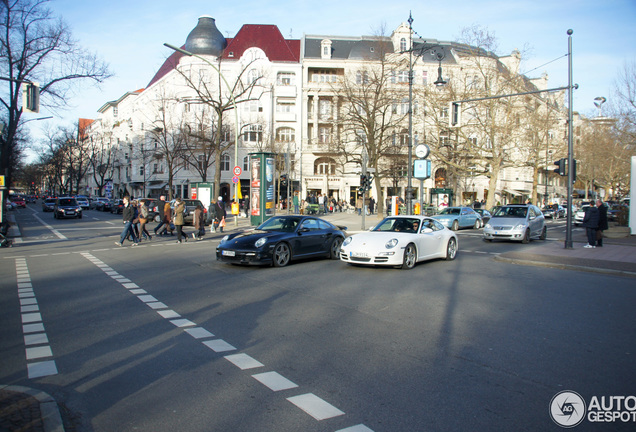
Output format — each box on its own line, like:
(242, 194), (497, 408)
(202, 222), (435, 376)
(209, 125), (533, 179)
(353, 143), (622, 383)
(446, 237), (458, 260)
(539, 225), (547, 240)
(401, 243), (417, 269)
(272, 242), (291, 267)
(329, 237), (343, 259)
(474, 219), (481, 229)
(451, 220), (459, 231)
(521, 229), (530, 244)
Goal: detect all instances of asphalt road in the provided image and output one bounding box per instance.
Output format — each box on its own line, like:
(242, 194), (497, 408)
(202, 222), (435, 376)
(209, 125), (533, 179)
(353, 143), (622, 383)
(1, 206), (635, 431)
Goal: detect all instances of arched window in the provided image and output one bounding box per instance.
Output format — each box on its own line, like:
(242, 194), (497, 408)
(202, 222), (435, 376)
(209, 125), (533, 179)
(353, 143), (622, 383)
(276, 127), (295, 142)
(314, 157), (337, 175)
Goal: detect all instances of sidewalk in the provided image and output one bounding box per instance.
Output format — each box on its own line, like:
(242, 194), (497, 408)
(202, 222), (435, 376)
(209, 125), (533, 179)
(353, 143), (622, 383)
(0, 385), (64, 432)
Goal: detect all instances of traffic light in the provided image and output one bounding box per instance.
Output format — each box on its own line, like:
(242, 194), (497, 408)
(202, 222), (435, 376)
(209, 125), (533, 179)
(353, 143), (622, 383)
(23, 82), (40, 113)
(365, 174), (373, 190)
(279, 174), (288, 187)
(571, 159), (577, 182)
(553, 159), (566, 176)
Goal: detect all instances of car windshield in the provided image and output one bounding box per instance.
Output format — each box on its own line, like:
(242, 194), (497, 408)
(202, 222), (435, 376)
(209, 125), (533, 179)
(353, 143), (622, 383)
(439, 208), (460, 215)
(373, 217), (421, 233)
(257, 216), (301, 232)
(492, 207), (527, 218)
(59, 199), (77, 206)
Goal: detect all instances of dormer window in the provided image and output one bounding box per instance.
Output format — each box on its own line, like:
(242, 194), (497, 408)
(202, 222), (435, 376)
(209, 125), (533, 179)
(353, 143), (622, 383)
(321, 39), (332, 60)
(400, 38), (407, 52)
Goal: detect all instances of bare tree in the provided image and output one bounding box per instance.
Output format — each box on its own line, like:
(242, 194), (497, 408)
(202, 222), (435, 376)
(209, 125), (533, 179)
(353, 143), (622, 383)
(176, 55), (265, 200)
(87, 121), (116, 196)
(0, 0), (111, 189)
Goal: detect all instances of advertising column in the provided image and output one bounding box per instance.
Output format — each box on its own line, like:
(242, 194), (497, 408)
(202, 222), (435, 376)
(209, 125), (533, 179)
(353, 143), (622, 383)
(250, 152), (276, 226)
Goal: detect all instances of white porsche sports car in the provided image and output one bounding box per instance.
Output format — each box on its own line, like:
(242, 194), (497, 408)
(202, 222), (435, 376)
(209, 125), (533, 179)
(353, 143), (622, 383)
(339, 215), (458, 269)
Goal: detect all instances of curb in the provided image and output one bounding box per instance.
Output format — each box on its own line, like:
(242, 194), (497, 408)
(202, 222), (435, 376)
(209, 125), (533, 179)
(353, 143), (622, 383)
(494, 254), (636, 278)
(0, 385), (65, 432)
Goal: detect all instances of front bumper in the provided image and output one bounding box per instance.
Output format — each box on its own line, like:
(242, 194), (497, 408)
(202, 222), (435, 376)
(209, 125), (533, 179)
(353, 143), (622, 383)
(216, 247), (272, 265)
(339, 248), (402, 266)
(483, 226), (525, 241)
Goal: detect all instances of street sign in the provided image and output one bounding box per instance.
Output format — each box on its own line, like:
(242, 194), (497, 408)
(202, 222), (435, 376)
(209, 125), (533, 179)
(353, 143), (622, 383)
(233, 166), (242, 176)
(0, 175), (4, 187)
(232, 176), (240, 184)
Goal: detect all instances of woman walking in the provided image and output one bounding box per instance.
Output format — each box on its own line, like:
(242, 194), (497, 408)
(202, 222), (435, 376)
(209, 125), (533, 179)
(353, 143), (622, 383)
(174, 197), (187, 243)
(138, 199), (152, 241)
(193, 204), (204, 240)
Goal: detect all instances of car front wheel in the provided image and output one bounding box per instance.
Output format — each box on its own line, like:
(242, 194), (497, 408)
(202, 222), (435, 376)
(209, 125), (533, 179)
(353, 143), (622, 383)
(539, 226), (547, 240)
(272, 242), (291, 267)
(451, 220), (459, 231)
(521, 229), (530, 244)
(401, 243), (417, 269)
(474, 219), (481, 229)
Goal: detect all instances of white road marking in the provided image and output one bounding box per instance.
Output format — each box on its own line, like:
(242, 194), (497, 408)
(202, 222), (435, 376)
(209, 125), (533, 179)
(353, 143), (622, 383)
(224, 353), (263, 370)
(287, 393), (345, 420)
(252, 371), (298, 391)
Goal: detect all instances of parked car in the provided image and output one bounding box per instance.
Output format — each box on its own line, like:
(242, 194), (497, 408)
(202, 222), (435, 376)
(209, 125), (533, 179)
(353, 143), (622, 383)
(42, 197), (56, 212)
(110, 199), (124, 214)
(607, 204), (627, 222)
(183, 199), (207, 225)
(474, 208), (492, 225)
(432, 206), (482, 230)
(142, 198), (159, 222)
(340, 215), (458, 270)
(574, 205), (591, 226)
(216, 215), (347, 267)
(483, 204), (546, 243)
(541, 204), (566, 219)
(93, 197), (110, 211)
(75, 196), (90, 210)
(53, 197), (82, 219)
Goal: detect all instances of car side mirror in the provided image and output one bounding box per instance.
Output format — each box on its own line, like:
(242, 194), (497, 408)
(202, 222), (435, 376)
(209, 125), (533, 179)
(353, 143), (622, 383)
(422, 227), (433, 233)
(299, 227), (310, 233)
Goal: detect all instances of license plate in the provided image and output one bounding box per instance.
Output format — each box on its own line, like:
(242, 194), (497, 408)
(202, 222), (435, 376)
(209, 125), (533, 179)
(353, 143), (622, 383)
(351, 251), (369, 258)
(222, 250), (236, 257)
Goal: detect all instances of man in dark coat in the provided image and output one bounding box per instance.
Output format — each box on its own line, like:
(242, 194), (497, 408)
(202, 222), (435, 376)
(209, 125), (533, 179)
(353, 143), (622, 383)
(582, 204), (599, 248)
(116, 196), (139, 246)
(154, 195), (166, 235)
(595, 199), (608, 247)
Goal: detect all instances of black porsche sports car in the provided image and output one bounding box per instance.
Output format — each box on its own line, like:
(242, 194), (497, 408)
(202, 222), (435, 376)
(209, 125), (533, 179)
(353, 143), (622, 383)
(216, 215), (347, 267)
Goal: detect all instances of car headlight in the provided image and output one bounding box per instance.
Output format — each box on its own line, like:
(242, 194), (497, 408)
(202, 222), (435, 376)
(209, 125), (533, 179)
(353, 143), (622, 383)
(385, 238), (399, 249)
(514, 223), (528, 230)
(221, 235), (229, 243)
(255, 237), (267, 248)
(485, 223), (492, 229)
(342, 236), (352, 246)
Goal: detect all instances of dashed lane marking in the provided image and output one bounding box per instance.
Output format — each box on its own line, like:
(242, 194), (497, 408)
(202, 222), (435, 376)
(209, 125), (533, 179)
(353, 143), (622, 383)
(78, 251), (373, 431)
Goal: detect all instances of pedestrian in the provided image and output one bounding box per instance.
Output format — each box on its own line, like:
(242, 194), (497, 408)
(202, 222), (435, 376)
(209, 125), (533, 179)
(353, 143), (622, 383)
(154, 195), (166, 235)
(369, 196), (375, 215)
(293, 192), (299, 214)
(207, 198), (219, 233)
(115, 196), (138, 247)
(215, 197), (227, 232)
(138, 199), (152, 241)
(595, 199), (608, 247)
(582, 203), (599, 248)
(356, 196), (362, 215)
(173, 197), (187, 243)
(159, 199), (174, 236)
(193, 204), (204, 240)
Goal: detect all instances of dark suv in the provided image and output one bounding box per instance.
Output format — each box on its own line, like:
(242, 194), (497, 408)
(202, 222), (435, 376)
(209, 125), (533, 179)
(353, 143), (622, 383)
(54, 197), (82, 219)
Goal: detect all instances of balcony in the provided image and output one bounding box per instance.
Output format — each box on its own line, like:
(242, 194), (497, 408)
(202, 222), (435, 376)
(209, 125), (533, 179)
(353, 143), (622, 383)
(275, 85), (297, 98)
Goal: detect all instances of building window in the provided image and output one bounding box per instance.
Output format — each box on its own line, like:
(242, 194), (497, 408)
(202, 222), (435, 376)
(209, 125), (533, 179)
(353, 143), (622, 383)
(314, 157), (336, 175)
(221, 154), (230, 171)
(311, 69), (338, 83)
(243, 124), (263, 142)
(276, 127), (295, 142)
(247, 69), (260, 85)
(243, 156), (249, 171)
(400, 38), (407, 52)
(243, 100), (263, 112)
(356, 71), (369, 85)
(277, 72), (295, 86)
(276, 100), (295, 113)
(197, 155), (205, 171)
(318, 127), (332, 144)
(139, 166), (144, 176)
(422, 71), (428, 85)
(113, 107), (118, 117)
(318, 99), (332, 120)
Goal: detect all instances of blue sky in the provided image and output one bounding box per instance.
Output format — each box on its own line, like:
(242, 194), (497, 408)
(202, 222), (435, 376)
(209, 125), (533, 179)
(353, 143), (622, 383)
(25, 0), (636, 143)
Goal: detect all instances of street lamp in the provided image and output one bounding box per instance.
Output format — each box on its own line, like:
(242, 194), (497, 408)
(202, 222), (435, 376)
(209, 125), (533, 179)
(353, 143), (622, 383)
(164, 43), (240, 226)
(406, 12), (447, 215)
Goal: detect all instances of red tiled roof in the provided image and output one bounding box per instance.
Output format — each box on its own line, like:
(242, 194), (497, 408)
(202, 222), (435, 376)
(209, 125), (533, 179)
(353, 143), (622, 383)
(78, 118), (94, 140)
(221, 25), (300, 62)
(146, 24), (300, 88)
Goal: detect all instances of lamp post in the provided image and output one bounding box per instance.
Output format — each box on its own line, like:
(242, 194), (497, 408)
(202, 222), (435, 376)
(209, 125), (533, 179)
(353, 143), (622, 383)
(406, 13), (447, 215)
(164, 43), (240, 226)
